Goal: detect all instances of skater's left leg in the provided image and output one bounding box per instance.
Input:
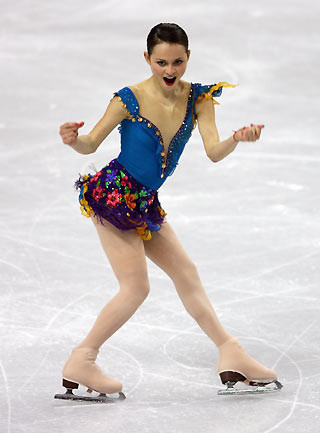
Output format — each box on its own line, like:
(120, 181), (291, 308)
(143, 219), (232, 347)
(143, 219), (279, 388)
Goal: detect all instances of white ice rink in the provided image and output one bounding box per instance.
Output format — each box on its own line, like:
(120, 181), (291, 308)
(1, 1), (320, 432)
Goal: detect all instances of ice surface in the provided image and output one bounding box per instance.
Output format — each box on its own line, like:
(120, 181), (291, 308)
(1, 1), (320, 432)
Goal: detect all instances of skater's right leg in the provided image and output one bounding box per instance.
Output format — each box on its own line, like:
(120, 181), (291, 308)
(62, 215), (150, 394)
(77, 216), (150, 350)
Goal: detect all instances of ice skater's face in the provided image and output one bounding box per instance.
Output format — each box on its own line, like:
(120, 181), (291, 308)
(144, 42), (190, 89)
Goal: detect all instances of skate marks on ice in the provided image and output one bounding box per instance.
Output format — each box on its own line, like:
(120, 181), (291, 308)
(0, 256), (30, 277)
(0, 360), (12, 433)
(258, 321), (316, 433)
(18, 291), (98, 394)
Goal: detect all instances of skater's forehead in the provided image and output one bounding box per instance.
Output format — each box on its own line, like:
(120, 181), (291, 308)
(151, 42), (187, 58)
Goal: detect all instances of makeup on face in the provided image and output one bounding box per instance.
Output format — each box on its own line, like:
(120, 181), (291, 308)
(149, 43), (189, 88)
(155, 58), (184, 86)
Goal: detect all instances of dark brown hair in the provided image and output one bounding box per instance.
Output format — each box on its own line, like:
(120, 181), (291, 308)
(147, 23), (189, 56)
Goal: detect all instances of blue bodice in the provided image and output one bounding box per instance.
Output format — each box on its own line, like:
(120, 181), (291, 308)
(114, 81), (236, 190)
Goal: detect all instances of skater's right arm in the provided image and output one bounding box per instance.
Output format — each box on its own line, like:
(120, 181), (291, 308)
(59, 97), (129, 154)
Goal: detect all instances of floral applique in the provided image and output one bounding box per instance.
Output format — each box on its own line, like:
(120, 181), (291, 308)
(90, 170), (103, 183)
(106, 189), (122, 208)
(139, 187), (149, 198)
(139, 194), (155, 211)
(120, 173), (132, 189)
(92, 186), (106, 201)
(105, 169), (118, 186)
(124, 193), (137, 210)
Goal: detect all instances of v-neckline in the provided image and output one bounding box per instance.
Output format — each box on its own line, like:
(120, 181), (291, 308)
(125, 83), (193, 154)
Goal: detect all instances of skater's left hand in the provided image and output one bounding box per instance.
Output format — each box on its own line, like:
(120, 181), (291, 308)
(233, 124), (264, 142)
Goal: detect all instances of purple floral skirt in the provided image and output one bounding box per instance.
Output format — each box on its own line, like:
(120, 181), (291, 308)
(74, 158), (167, 240)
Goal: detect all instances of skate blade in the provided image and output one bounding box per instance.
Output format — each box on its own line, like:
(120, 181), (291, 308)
(54, 389), (126, 404)
(217, 380), (283, 396)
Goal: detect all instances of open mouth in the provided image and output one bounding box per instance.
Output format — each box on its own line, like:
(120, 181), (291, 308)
(163, 76), (176, 86)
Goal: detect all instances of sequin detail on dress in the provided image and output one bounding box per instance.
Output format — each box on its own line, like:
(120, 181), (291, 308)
(115, 84), (194, 181)
(159, 85), (194, 178)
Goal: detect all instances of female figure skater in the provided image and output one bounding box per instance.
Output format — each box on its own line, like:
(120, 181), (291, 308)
(57, 23), (282, 401)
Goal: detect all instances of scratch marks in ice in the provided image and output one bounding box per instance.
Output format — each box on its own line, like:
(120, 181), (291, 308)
(0, 359), (12, 433)
(262, 321), (315, 433)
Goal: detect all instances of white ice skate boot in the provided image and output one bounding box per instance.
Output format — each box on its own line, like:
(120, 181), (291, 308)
(217, 336), (283, 395)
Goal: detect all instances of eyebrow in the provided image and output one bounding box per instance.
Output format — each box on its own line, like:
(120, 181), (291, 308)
(156, 58), (183, 61)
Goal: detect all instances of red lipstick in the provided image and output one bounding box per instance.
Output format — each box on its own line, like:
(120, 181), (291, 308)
(163, 77), (176, 86)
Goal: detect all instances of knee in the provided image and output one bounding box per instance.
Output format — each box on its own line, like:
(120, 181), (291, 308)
(174, 260), (200, 286)
(119, 276), (150, 301)
(134, 283), (150, 301)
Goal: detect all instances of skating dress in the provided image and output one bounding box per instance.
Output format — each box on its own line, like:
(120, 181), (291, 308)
(74, 81), (237, 240)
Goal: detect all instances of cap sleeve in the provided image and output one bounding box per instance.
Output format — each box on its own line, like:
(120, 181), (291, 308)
(112, 87), (139, 118)
(194, 81), (238, 105)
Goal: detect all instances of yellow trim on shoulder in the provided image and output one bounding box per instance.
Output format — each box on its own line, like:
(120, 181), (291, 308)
(196, 81), (238, 105)
(192, 81), (238, 129)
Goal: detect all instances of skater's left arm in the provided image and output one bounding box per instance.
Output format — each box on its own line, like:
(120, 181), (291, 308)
(196, 98), (264, 162)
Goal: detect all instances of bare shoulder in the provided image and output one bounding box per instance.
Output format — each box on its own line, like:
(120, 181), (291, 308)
(181, 79), (192, 88)
(127, 79), (149, 97)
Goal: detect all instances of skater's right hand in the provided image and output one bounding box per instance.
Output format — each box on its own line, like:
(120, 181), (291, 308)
(59, 121), (85, 145)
